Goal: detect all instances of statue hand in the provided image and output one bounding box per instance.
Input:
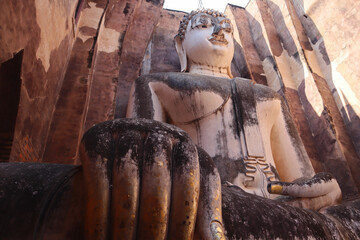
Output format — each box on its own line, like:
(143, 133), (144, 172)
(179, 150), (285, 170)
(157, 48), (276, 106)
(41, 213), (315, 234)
(267, 172), (342, 211)
(80, 118), (225, 239)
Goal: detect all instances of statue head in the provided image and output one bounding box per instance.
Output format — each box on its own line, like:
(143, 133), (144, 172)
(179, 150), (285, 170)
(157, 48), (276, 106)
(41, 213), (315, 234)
(175, 9), (235, 78)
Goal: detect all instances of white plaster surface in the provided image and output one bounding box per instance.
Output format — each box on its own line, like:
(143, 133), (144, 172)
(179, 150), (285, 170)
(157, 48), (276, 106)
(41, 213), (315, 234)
(262, 57), (282, 92)
(98, 23), (121, 53)
(35, 0), (76, 71)
(76, 2), (104, 43)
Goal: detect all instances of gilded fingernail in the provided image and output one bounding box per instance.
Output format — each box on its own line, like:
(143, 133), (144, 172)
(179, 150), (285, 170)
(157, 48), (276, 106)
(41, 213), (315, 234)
(210, 221), (225, 240)
(270, 184), (283, 194)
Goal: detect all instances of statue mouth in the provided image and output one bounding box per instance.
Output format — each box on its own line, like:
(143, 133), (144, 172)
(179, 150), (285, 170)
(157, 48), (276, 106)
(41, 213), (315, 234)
(208, 36), (228, 45)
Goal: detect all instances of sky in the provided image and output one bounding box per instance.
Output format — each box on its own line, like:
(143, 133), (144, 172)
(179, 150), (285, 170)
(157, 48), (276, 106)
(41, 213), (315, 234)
(163, 0), (250, 13)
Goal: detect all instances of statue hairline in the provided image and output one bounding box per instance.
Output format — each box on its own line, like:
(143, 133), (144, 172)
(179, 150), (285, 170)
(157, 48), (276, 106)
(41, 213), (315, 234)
(175, 9), (228, 40)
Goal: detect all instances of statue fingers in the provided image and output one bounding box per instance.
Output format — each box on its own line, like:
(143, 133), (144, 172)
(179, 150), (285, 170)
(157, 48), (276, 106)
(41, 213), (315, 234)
(168, 141), (200, 240)
(267, 172), (340, 198)
(80, 126), (115, 240)
(281, 191), (341, 211)
(81, 119), (210, 239)
(137, 132), (172, 239)
(195, 147), (226, 240)
(112, 130), (143, 240)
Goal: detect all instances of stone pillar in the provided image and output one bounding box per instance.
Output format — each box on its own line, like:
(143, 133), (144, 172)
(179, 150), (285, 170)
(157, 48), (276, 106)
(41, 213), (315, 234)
(43, 0), (164, 164)
(43, 0), (110, 164)
(291, 0), (360, 160)
(83, 0), (141, 133)
(0, 0), (78, 164)
(285, 0), (360, 195)
(114, 0), (165, 118)
(140, 9), (185, 75)
(245, 0), (359, 197)
(226, 5), (267, 85)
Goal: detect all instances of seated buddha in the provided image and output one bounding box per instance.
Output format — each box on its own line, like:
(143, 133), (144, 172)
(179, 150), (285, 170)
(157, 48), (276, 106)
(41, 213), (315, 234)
(126, 9), (341, 205)
(80, 9), (352, 240)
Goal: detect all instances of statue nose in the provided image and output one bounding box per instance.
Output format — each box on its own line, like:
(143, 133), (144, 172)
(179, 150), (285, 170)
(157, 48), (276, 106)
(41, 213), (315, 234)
(212, 24), (224, 36)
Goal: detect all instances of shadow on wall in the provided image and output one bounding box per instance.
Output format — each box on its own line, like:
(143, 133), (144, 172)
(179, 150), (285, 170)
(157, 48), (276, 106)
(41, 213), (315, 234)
(246, 0), (359, 198)
(298, 0), (360, 159)
(294, 0), (360, 196)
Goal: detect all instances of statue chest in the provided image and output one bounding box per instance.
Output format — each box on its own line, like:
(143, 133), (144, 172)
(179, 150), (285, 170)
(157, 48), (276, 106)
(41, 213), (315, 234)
(146, 79), (279, 198)
(149, 81), (238, 155)
(150, 82), (230, 125)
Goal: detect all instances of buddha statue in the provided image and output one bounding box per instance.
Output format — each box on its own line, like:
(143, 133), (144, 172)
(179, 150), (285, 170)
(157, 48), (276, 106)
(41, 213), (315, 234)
(126, 9), (341, 205)
(79, 9), (359, 240)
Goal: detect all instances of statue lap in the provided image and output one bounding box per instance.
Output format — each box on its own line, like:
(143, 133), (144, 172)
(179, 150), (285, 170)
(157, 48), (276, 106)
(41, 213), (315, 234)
(1, 118), (360, 239)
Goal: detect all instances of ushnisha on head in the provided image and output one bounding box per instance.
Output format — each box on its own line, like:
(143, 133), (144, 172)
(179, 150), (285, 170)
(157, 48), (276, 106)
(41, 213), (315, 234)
(175, 9), (235, 78)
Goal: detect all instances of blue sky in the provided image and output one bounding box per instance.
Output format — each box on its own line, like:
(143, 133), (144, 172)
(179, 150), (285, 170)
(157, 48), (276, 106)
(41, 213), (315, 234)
(163, 0), (250, 13)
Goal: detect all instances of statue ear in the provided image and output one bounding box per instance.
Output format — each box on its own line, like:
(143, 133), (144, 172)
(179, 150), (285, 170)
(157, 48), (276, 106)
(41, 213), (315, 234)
(175, 35), (187, 72)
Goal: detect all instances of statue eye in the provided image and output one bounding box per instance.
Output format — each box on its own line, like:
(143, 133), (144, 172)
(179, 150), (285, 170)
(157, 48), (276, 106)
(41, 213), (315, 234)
(221, 21), (233, 33)
(224, 27), (232, 33)
(191, 16), (212, 29)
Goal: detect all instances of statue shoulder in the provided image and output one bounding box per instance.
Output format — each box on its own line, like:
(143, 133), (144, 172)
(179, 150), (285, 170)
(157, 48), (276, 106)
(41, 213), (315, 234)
(134, 72), (172, 85)
(234, 78), (281, 102)
(134, 72), (231, 96)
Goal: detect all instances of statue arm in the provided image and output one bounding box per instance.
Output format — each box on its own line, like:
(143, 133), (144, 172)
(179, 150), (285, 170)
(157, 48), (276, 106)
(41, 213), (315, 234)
(126, 76), (166, 121)
(269, 98), (315, 181)
(267, 97), (341, 210)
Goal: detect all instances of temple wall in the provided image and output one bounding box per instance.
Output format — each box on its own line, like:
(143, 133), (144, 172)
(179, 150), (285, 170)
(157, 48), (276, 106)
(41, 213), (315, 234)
(42, 0), (164, 164)
(1, 0), (359, 197)
(141, 9), (184, 75)
(242, 0), (360, 197)
(42, 0), (110, 164)
(291, 0), (360, 164)
(0, 0), (78, 163)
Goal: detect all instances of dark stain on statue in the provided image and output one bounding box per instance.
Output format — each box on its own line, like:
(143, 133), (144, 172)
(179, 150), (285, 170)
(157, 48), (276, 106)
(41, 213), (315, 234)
(233, 78), (259, 126)
(197, 147), (217, 176)
(212, 155), (242, 184)
(138, 73), (231, 99)
(133, 77), (155, 119)
(215, 112), (229, 157)
(324, 199), (360, 238)
(221, 185), (335, 239)
(194, 121), (201, 146)
(280, 98), (314, 175)
(143, 132), (172, 171)
(114, 130), (143, 170)
(81, 121), (116, 161)
(273, 172), (335, 188)
(270, 164), (280, 180)
(172, 141), (197, 174)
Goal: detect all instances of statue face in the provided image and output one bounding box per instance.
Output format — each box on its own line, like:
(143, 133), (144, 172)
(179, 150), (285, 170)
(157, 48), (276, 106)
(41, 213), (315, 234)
(182, 13), (234, 68)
